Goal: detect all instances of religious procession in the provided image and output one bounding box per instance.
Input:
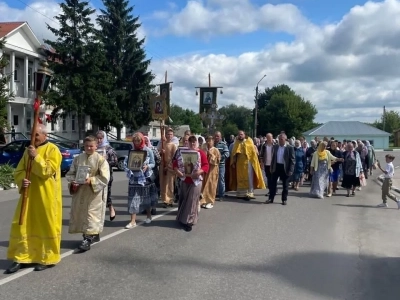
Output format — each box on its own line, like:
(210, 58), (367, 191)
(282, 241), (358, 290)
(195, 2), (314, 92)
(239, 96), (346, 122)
(2, 72), (388, 277)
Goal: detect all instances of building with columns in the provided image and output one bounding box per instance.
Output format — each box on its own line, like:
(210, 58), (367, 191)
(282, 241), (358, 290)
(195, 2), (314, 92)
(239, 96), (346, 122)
(0, 21), (128, 143)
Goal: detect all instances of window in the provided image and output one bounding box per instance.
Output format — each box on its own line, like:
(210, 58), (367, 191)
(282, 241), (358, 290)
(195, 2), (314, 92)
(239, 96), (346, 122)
(3, 141), (23, 154)
(28, 67), (33, 89)
(152, 128), (156, 137)
(26, 111), (31, 131)
(13, 115), (18, 126)
(14, 62), (19, 81)
(62, 116), (66, 131)
(71, 114), (76, 131)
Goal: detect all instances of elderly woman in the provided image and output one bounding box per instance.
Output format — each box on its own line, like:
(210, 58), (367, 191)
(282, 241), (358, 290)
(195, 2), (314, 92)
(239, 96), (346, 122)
(310, 141), (343, 199)
(291, 140), (306, 190)
(342, 142), (364, 197)
(356, 140), (369, 181)
(365, 141), (376, 176)
(173, 135), (209, 232)
(124, 133), (158, 229)
(96, 130), (118, 221)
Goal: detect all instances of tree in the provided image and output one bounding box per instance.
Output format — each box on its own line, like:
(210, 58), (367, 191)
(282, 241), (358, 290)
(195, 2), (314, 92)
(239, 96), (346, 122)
(0, 33), (13, 132)
(371, 109), (400, 138)
(45, 0), (115, 140)
(97, 0), (154, 138)
(256, 84), (317, 137)
(167, 104), (202, 134)
(216, 104), (252, 138)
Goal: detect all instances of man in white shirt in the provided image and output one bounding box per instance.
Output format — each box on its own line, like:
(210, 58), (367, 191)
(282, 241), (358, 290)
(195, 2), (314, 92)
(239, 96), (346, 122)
(259, 133), (274, 195)
(377, 154), (400, 208)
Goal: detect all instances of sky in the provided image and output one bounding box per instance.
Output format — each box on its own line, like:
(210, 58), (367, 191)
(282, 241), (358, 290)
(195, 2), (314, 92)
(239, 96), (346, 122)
(1, 0), (399, 123)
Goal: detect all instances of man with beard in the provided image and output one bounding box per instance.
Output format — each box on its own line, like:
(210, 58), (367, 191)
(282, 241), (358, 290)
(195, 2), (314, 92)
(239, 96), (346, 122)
(229, 130), (265, 200)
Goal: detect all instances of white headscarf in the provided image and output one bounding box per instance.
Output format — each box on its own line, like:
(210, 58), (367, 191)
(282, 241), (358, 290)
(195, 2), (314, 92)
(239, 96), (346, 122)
(96, 130), (109, 148)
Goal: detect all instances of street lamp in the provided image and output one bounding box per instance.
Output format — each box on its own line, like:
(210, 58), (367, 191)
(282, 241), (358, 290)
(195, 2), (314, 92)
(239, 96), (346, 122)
(254, 74), (266, 138)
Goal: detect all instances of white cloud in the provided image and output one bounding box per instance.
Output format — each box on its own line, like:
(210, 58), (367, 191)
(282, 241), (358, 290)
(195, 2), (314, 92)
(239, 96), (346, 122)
(149, 0), (400, 123)
(4, 0), (400, 124)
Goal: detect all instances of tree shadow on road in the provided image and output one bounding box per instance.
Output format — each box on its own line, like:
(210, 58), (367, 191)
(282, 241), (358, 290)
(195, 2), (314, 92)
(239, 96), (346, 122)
(100, 250), (400, 300)
(148, 219), (183, 230)
(333, 203), (398, 209)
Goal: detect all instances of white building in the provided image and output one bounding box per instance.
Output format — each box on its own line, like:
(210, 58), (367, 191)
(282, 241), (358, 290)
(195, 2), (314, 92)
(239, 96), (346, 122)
(0, 21), (128, 143)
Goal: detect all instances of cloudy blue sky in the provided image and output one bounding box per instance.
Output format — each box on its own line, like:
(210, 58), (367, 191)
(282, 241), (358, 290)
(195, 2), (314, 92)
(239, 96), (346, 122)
(2, 0), (399, 122)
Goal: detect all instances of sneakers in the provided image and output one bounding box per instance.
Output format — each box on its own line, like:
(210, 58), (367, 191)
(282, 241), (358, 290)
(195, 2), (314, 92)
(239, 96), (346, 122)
(144, 218), (152, 224)
(125, 222), (137, 229)
(377, 203), (388, 208)
(205, 203), (214, 209)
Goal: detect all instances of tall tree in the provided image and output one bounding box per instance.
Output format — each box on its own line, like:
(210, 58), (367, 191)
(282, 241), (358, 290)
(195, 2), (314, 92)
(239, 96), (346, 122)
(0, 33), (13, 132)
(372, 109), (400, 135)
(97, 0), (154, 138)
(256, 84), (317, 137)
(218, 104), (253, 135)
(45, 0), (115, 140)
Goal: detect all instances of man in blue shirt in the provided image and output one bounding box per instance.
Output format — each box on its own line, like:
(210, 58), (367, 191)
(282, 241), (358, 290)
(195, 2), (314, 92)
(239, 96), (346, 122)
(214, 131), (230, 200)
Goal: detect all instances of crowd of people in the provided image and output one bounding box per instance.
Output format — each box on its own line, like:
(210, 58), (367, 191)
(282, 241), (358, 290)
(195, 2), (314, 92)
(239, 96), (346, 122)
(3, 125), (399, 275)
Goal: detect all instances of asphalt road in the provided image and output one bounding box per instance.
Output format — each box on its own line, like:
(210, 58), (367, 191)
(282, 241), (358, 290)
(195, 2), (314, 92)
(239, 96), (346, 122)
(0, 153), (399, 300)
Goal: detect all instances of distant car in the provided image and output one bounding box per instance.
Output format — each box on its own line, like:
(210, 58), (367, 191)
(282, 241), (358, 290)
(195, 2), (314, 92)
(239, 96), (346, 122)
(0, 139), (81, 174)
(108, 140), (133, 171)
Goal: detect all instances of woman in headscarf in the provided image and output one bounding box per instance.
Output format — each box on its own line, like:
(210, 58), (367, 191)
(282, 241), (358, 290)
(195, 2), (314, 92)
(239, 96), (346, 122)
(341, 142), (364, 197)
(172, 135), (209, 231)
(124, 133), (158, 229)
(365, 140), (376, 176)
(198, 136), (206, 151)
(143, 136), (161, 215)
(310, 141), (343, 198)
(96, 130), (118, 221)
(291, 140), (306, 191)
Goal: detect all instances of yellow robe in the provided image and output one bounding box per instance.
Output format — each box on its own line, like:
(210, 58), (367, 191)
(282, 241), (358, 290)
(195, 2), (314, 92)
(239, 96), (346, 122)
(7, 141), (62, 265)
(229, 138), (265, 197)
(201, 147), (221, 205)
(159, 142), (177, 205)
(66, 152), (110, 235)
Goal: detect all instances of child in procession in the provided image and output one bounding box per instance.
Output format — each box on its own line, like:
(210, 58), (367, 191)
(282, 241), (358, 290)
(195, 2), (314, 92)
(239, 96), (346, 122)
(66, 136), (110, 251)
(377, 154), (400, 209)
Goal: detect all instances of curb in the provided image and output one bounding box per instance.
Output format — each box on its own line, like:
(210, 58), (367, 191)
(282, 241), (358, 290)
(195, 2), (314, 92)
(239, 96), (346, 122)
(377, 175), (400, 194)
(375, 149), (400, 152)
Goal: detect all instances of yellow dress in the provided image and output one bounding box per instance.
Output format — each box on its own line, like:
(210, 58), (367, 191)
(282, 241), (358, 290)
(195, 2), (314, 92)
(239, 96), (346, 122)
(201, 147), (221, 205)
(66, 152), (110, 235)
(7, 141), (63, 265)
(229, 138), (266, 198)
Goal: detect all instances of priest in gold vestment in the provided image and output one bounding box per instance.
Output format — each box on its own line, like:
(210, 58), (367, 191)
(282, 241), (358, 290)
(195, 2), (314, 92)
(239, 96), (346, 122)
(6, 124), (62, 274)
(201, 136), (221, 209)
(229, 130), (265, 199)
(66, 136), (110, 252)
(158, 128), (177, 207)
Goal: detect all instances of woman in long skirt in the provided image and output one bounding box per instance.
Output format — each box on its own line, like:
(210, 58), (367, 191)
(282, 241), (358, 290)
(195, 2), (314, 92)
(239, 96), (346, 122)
(172, 135), (209, 232)
(310, 141), (342, 199)
(124, 133), (158, 229)
(342, 142), (364, 197)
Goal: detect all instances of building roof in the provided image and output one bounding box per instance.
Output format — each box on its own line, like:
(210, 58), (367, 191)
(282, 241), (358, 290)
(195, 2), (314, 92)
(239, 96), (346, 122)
(0, 22), (25, 38)
(303, 121), (391, 137)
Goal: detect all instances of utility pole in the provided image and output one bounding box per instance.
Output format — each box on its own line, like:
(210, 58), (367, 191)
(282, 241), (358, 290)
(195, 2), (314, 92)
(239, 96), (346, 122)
(254, 75), (266, 137)
(383, 105), (386, 131)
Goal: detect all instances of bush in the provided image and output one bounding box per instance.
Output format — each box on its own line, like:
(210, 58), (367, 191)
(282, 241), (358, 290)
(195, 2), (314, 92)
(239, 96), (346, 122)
(0, 163), (14, 190)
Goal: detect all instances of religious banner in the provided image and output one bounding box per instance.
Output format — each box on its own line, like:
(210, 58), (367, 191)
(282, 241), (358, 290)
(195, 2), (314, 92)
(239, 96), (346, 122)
(159, 83), (171, 116)
(151, 93), (167, 120)
(199, 87), (218, 114)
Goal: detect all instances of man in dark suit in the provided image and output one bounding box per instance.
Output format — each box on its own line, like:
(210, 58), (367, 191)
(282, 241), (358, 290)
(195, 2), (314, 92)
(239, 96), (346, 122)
(266, 133), (295, 205)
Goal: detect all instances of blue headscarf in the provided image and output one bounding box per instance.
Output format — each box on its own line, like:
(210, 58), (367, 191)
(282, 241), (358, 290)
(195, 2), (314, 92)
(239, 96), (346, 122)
(96, 130), (109, 148)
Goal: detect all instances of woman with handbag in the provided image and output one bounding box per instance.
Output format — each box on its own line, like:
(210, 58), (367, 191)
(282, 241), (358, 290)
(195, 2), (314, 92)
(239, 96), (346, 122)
(124, 133), (158, 229)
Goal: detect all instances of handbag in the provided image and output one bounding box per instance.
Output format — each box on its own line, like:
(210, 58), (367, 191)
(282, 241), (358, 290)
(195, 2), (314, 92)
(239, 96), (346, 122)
(360, 177), (367, 187)
(69, 182), (80, 195)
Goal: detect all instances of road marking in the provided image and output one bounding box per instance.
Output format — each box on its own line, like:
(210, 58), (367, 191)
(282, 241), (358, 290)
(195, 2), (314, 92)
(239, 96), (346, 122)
(0, 207), (178, 286)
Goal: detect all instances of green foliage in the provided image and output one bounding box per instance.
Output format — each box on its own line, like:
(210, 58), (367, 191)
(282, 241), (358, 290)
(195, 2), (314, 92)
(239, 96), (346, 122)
(44, 0), (117, 139)
(0, 163), (14, 190)
(0, 34), (13, 131)
(371, 110), (400, 135)
(97, 0), (154, 133)
(167, 104), (203, 134)
(256, 84), (317, 137)
(218, 104), (252, 138)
